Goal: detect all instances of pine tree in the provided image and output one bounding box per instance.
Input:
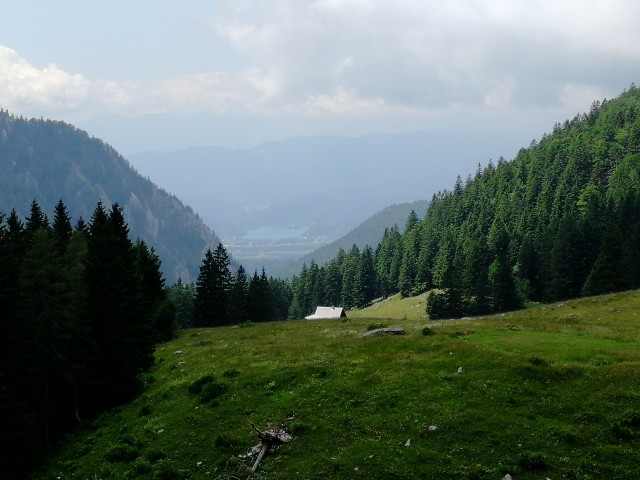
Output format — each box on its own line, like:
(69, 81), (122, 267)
(25, 199), (49, 234)
(52, 199), (73, 255)
(355, 245), (376, 308)
(82, 202), (148, 412)
(581, 224), (633, 296)
(193, 249), (217, 327)
(228, 265), (248, 324)
(247, 268), (273, 322)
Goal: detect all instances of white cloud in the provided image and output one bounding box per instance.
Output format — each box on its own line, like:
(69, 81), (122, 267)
(0, 46), (92, 113)
(2, 0), (640, 124)
(300, 87), (385, 114)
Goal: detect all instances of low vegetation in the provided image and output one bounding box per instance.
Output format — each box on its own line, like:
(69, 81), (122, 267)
(33, 290), (640, 479)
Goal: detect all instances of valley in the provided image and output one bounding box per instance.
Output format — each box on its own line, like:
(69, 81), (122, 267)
(31, 290), (640, 479)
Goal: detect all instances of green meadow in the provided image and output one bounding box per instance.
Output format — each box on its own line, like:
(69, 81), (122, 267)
(35, 291), (640, 479)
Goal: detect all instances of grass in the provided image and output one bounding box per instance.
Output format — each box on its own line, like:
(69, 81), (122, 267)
(349, 291), (431, 320)
(33, 291), (640, 479)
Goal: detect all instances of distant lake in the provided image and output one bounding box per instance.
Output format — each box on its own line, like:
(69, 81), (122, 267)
(243, 225), (307, 240)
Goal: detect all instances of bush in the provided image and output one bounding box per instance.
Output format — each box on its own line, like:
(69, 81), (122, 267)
(145, 449), (167, 462)
(222, 369), (240, 378)
(367, 323), (388, 331)
(422, 326), (435, 336)
(426, 289), (464, 319)
(188, 375), (215, 395)
(152, 460), (189, 480)
(612, 411), (640, 440)
(188, 374), (227, 404)
(138, 404), (152, 417)
(105, 444), (139, 462)
(518, 451), (548, 471)
(200, 381), (226, 404)
(132, 457), (152, 475)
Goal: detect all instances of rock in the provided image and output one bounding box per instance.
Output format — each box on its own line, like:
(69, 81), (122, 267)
(457, 367), (463, 374)
(503, 474), (512, 480)
(157, 429), (164, 434)
(174, 350), (183, 355)
(428, 425), (437, 432)
(361, 327), (405, 337)
(404, 439), (411, 447)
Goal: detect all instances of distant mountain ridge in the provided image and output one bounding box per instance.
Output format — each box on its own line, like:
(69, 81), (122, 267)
(271, 199), (429, 278)
(128, 129), (519, 240)
(0, 111), (220, 282)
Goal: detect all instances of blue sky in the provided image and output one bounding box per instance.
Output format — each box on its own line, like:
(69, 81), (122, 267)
(2, 0), (639, 153)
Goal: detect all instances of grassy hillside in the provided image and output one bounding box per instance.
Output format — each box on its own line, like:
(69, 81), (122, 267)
(33, 291), (640, 479)
(348, 292), (431, 321)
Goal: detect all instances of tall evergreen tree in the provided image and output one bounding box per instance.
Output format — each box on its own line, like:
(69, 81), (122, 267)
(193, 249), (217, 327)
(355, 245), (376, 308)
(228, 265), (249, 324)
(52, 199), (73, 255)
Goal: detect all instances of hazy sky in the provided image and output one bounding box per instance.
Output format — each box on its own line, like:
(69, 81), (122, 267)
(1, 0), (639, 153)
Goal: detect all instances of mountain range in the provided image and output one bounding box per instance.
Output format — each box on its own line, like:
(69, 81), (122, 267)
(0, 111), (220, 283)
(127, 129), (521, 241)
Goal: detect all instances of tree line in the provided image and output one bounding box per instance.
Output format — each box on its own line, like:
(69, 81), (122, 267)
(168, 243), (292, 328)
(288, 85), (640, 318)
(0, 199), (173, 478)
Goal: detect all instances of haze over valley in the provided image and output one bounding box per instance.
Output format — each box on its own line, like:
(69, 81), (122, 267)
(128, 129), (525, 272)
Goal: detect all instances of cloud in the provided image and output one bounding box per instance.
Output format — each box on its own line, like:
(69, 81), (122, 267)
(208, 0), (640, 113)
(0, 46), (92, 113)
(2, 0), (639, 123)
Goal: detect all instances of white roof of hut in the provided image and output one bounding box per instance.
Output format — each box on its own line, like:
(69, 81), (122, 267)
(305, 306), (347, 320)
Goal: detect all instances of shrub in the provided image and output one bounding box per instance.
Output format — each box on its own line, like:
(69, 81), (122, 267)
(518, 451), (548, 471)
(422, 326), (435, 336)
(152, 460), (189, 480)
(138, 404), (152, 417)
(145, 449), (167, 462)
(188, 374), (226, 404)
(612, 411), (640, 440)
(222, 369), (240, 378)
(199, 381), (226, 404)
(188, 375), (215, 395)
(528, 356), (548, 366)
(105, 444), (139, 462)
(132, 457), (152, 475)
(367, 322), (388, 331)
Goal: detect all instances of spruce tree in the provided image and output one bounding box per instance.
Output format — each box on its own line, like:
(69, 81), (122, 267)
(228, 265), (248, 324)
(193, 249), (217, 327)
(52, 199), (73, 255)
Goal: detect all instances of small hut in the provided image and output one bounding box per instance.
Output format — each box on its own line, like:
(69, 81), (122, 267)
(305, 306), (347, 320)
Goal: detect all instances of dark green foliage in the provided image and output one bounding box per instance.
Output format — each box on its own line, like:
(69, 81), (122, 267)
(612, 411), (640, 440)
(193, 243), (234, 326)
(517, 451), (549, 471)
(187, 374), (226, 404)
(421, 326), (434, 336)
(0, 110), (222, 283)
(247, 268), (274, 322)
(367, 322), (388, 330)
(0, 200), (170, 478)
(292, 85), (640, 316)
(227, 265), (248, 324)
(105, 444), (140, 462)
(188, 375), (216, 395)
(167, 279), (195, 328)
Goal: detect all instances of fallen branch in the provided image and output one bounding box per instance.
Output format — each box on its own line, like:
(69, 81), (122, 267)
(247, 421), (293, 472)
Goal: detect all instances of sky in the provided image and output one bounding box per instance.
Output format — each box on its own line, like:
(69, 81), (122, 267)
(1, 0), (639, 154)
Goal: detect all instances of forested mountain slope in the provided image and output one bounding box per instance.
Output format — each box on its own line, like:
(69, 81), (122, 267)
(0, 111), (221, 282)
(289, 86), (640, 317)
(273, 200), (429, 279)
